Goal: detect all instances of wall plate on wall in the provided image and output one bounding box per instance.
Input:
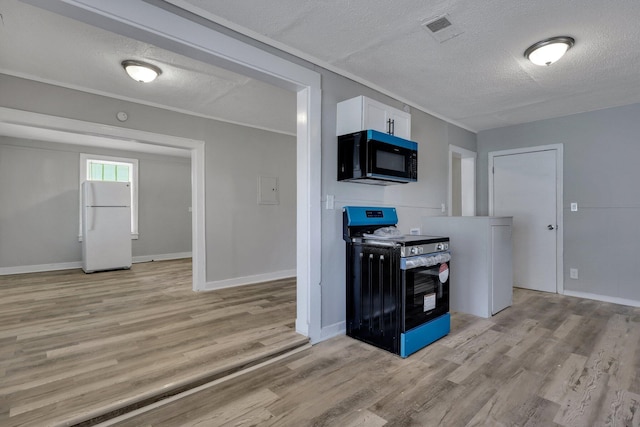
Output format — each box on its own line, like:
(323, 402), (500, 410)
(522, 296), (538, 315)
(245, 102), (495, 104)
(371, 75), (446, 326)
(258, 176), (279, 205)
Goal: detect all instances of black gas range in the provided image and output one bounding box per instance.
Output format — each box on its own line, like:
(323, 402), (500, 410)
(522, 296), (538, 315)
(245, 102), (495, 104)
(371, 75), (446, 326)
(343, 206), (451, 358)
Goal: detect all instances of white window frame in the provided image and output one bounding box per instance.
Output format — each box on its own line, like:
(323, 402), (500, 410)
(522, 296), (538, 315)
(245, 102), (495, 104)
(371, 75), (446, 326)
(79, 153), (139, 240)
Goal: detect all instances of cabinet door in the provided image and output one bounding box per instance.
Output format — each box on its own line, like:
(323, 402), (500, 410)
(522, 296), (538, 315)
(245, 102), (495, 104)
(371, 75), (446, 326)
(363, 99), (389, 134)
(389, 110), (411, 139)
(364, 97), (411, 139)
(337, 96), (412, 139)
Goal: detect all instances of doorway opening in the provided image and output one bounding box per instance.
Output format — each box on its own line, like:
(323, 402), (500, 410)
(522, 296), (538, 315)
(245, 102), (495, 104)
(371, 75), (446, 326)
(20, 0), (322, 342)
(448, 145), (476, 216)
(0, 106), (204, 282)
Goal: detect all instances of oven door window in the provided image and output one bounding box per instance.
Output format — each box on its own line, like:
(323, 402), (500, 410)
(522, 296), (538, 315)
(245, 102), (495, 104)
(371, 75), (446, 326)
(404, 262), (449, 331)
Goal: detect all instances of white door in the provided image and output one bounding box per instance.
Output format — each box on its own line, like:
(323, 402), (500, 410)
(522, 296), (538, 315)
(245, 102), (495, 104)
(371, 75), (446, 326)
(492, 149), (558, 293)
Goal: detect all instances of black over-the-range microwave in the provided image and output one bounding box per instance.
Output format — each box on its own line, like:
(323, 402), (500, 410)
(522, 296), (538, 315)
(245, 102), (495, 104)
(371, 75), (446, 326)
(337, 129), (418, 185)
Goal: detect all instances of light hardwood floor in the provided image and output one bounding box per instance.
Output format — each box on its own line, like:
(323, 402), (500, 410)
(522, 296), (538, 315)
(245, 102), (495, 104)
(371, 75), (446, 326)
(0, 259), (306, 427)
(108, 288), (640, 427)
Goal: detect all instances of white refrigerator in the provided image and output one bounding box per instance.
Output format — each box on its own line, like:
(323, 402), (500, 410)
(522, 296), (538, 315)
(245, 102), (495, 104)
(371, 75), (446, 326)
(82, 181), (132, 273)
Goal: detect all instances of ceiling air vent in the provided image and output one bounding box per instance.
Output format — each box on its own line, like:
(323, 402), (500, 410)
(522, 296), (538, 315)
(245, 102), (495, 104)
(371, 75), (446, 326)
(425, 17), (452, 33)
(421, 14), (463, 43)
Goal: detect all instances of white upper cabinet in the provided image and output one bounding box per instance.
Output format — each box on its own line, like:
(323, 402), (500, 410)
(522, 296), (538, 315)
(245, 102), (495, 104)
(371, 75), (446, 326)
(336, 96), (411, 140)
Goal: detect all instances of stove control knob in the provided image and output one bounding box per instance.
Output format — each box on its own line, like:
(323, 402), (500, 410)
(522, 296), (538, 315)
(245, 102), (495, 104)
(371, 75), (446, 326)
(418, 247), (424, 254)
(411, 247), (418, 255)
(436, 243), (443, 251)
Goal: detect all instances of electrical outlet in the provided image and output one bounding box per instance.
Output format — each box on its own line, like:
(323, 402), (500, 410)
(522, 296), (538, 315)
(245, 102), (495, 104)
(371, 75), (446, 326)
(441, 203), (446, 213)
(326, 194), (334, 210)
(570, 202), (578, 212)
(569, 268), (578, 279)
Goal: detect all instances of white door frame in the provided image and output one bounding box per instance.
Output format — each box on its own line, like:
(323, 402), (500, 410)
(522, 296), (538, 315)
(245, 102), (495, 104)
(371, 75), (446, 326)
(25, 0), (323, 342)
(448, 145), (476, 216)
(488, 144), (564, 294)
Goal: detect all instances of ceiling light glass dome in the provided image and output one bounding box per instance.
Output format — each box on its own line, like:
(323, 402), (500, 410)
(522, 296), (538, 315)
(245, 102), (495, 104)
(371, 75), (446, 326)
(524, 36), (575, 66)
(121, 60), (162, 83)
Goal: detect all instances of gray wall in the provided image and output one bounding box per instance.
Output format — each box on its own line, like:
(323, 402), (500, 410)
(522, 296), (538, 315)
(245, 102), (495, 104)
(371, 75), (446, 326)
(447, 123), (477, 153)
(477, 103), (640, 302)
(203, 122), (296, 280)
(0, 74), (297, 281)
(0, 136), (191, 268)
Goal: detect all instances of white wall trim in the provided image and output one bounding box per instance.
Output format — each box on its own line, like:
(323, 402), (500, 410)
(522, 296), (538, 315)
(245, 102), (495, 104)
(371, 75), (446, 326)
(0, 108), (192, 156)
(563, 290), (640, 308)
(203, 270), (296, 291)
(0, 262), (84, 276)
(132, 252), (192, 263)
(488, 143), (564, 294)
(0, 69), (296, 138)
(0, 107), (207, 292)
(0, 253), (192, 276)
(320, 321), (346, 341)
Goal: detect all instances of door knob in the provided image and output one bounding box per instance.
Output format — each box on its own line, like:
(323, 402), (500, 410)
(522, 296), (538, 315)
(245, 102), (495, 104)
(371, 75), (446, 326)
(547, 224), (555, 230)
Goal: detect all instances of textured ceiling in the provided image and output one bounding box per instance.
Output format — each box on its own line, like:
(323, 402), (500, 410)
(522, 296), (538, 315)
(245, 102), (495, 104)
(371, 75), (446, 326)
(170, 0), (640, 131)
(2, 0), (640, 137)
(0, 0), (296, 137)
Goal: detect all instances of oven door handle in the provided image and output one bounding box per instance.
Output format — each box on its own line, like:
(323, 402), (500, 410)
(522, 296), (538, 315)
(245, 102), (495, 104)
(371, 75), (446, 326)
(401, 252), (450, 270)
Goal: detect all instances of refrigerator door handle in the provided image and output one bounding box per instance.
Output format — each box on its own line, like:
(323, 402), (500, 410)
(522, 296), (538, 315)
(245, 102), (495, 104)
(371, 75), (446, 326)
(87, 182), (95, 231)
(89, 206), (95, 231)
(89, 181), (95, 207)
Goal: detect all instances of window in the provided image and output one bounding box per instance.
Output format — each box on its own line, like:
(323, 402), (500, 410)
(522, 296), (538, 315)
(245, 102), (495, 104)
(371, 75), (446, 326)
(79, 154), (139, 239)
(87, 159), (131, 182)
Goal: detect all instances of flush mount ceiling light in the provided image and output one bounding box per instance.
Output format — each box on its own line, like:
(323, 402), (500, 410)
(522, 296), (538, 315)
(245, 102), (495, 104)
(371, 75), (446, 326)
(121, 60), (162, 83)
(524, 36), (575, 66)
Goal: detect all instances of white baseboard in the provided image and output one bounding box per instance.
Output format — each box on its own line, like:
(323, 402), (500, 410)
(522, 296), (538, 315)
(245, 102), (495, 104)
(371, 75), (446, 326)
(0, 252), (192, 276)
(563, 289), (640, 308)
(320, 321), (346, 342)
(202, 269), (296, 291)
(0, 261), (83, 275)
(132, 252), (192, 263)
